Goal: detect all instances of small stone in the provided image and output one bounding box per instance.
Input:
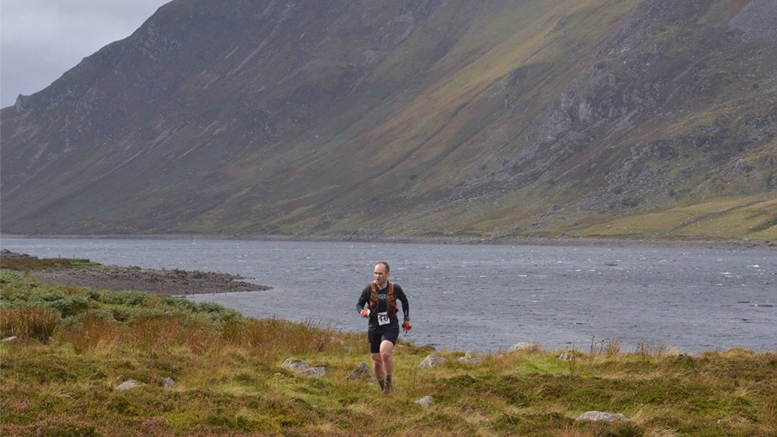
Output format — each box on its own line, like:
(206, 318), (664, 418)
(297, 367), (327, 378)
(509, 342), (540, 352)
(347, 362), (371, 380)
(161, 377), (176, 388)
(416, 396), (434, 408)
(282, 357), (326, 378)
(281, 358), (309, 372)
(576, 411), (629, 422)
(458, 351), (483, 365)
(1, 336), (18, 344)
(116, 380), (139, 391)
(419, 354), (446, 369)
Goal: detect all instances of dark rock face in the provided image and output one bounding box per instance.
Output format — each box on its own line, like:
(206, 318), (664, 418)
(2, 0), (775, 237)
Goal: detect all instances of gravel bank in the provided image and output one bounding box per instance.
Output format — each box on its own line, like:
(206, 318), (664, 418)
(1, 250), (270, 296)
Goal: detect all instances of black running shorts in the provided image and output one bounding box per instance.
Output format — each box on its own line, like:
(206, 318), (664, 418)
(368, 326), (399, 353)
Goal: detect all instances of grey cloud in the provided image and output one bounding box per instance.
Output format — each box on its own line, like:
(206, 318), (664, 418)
(1, 0), (170, 108)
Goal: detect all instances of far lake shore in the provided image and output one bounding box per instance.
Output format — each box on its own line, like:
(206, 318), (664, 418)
(2, 233), (775, 251)
(0, 250), (269, 296)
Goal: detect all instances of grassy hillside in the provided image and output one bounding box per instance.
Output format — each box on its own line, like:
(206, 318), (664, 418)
(2, 271), (776, 436)
(2, 0), (775, 241)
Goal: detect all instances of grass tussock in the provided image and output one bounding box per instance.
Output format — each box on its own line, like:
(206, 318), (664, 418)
(0, 306), (60, 341)
(2, 271), (776, 437)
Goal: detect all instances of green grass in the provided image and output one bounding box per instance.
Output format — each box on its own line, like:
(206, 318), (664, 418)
(576, 195), (777, 240)
(2, 274), (776, 436)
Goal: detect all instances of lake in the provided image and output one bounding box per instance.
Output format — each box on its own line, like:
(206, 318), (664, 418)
(2, 237), (775, 353)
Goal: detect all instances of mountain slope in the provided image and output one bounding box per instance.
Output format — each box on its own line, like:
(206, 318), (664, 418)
(2, 0), (776, 240)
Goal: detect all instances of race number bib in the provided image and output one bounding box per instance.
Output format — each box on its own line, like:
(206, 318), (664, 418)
(377, 311), (390, 326)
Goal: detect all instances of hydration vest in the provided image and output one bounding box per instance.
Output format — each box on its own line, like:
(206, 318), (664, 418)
(369, 282), (398, 317)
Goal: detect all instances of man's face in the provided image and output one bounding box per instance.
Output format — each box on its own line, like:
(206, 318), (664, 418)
(373, 264), (389, 287)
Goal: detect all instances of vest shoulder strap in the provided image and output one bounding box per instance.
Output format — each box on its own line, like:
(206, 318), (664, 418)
(369, 282), (395, 301)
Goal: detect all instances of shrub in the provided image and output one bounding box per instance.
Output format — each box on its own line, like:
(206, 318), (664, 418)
(0, 270), (24, 286)
(1, 282), (91, 317)
(45, 295), (91, 318)
(96, 289), (149, 306)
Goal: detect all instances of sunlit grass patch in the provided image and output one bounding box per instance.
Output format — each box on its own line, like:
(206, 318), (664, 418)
(568, 194), (777, 240)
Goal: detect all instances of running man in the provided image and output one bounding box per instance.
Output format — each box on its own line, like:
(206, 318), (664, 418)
(356, 261), (411, 393)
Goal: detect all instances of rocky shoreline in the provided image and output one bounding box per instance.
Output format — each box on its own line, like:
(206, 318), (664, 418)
(329, 234), (776, 250)
(1, 250), (269, 296)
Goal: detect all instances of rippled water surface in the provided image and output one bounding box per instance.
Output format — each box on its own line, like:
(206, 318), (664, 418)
(3, 238), (775, 353)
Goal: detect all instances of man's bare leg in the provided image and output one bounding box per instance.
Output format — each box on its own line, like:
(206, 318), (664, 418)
(371, 352), (385, 389)
(380, 340), (394, 392)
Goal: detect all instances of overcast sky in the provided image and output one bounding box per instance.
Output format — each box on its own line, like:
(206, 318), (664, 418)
(1, 0), (172, 108)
